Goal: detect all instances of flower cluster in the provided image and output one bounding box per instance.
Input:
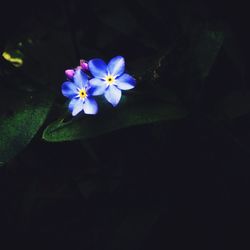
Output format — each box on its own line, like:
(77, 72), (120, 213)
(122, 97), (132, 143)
(61, 56), (136, 116)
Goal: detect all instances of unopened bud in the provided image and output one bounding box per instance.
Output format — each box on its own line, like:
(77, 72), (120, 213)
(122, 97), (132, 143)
(80, 59), (89, 72)
(65, 69), (75, 79)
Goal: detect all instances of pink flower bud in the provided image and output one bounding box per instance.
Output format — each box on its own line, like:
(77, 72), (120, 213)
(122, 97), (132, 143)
(65, 69), (75, 79)
(80, 59), (89, 72)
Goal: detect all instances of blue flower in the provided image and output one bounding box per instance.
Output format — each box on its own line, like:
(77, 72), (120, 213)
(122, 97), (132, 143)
(61, 69), (98, 116)
(88, 56), (136, 106)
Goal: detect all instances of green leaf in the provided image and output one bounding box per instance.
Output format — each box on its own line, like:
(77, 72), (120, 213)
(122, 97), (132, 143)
(191, 30), (224, 79)
(42, 92), (187, 142)
(172, 27), (225, 102)
(214, 91), (250, 120)
(0, 89), (53, 165)
(182, 29), (224, 81)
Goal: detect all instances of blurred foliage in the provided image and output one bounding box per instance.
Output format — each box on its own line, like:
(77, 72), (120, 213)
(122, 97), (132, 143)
(2, 50), (24, 67)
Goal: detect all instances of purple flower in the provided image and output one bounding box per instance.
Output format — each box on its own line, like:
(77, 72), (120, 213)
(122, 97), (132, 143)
(65, 69), (75, 80)
(61, 68), (98, 116)
(80, 59), (89, 72)
(88, 56), (136, 106)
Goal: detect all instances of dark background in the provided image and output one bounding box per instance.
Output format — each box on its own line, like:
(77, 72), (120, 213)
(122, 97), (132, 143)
(1, 0), (250, 248)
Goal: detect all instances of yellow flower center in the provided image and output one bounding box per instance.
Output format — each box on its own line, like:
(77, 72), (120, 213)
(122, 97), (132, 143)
(105, 75), (115, 85)
(78, 88), (87, 99)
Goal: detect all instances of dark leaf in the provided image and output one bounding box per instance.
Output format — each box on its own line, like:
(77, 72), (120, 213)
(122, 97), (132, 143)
(42, 91), (187, 142)
(0, 88), (53, 165)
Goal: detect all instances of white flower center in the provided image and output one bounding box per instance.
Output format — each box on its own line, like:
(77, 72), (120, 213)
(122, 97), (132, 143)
(105, 75), (115, 85)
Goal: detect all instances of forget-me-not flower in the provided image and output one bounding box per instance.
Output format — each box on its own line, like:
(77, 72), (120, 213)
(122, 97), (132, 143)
(88, 56), (136, 106)
(61, 68), (98, 116)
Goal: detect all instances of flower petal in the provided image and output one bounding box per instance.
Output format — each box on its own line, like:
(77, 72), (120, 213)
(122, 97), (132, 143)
(88, 59), (108, 79)
(61, 81), (78, 98)
(108, 56), (125, 77)
(68, 98), (84, 116)
(104, 85), (122, 107)
(88, 78), (107, 96)
(116, 73), (136, 90)
(73, 68), (88, 88)
(83, 97), (98, 115)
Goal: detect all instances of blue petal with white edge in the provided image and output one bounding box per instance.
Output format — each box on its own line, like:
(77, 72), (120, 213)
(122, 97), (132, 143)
(108, 56), (125, 77)
(62, 81), (78, 98)
(104, 85), (122, 107)
(89, 78), (107, 96)
(83, 97), (98, 114)
(73, 69), (88, 88)
(116, 73), (136, 90)
(88, 59), (108, 79)
(68, 98), (84, 116)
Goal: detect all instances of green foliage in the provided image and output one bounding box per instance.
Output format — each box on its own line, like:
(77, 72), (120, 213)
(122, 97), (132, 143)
(173, 28), (224, 86)
(0, 89), (53, 165)
(42, 93), (187, 142)
(189, 30), (224, 80)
